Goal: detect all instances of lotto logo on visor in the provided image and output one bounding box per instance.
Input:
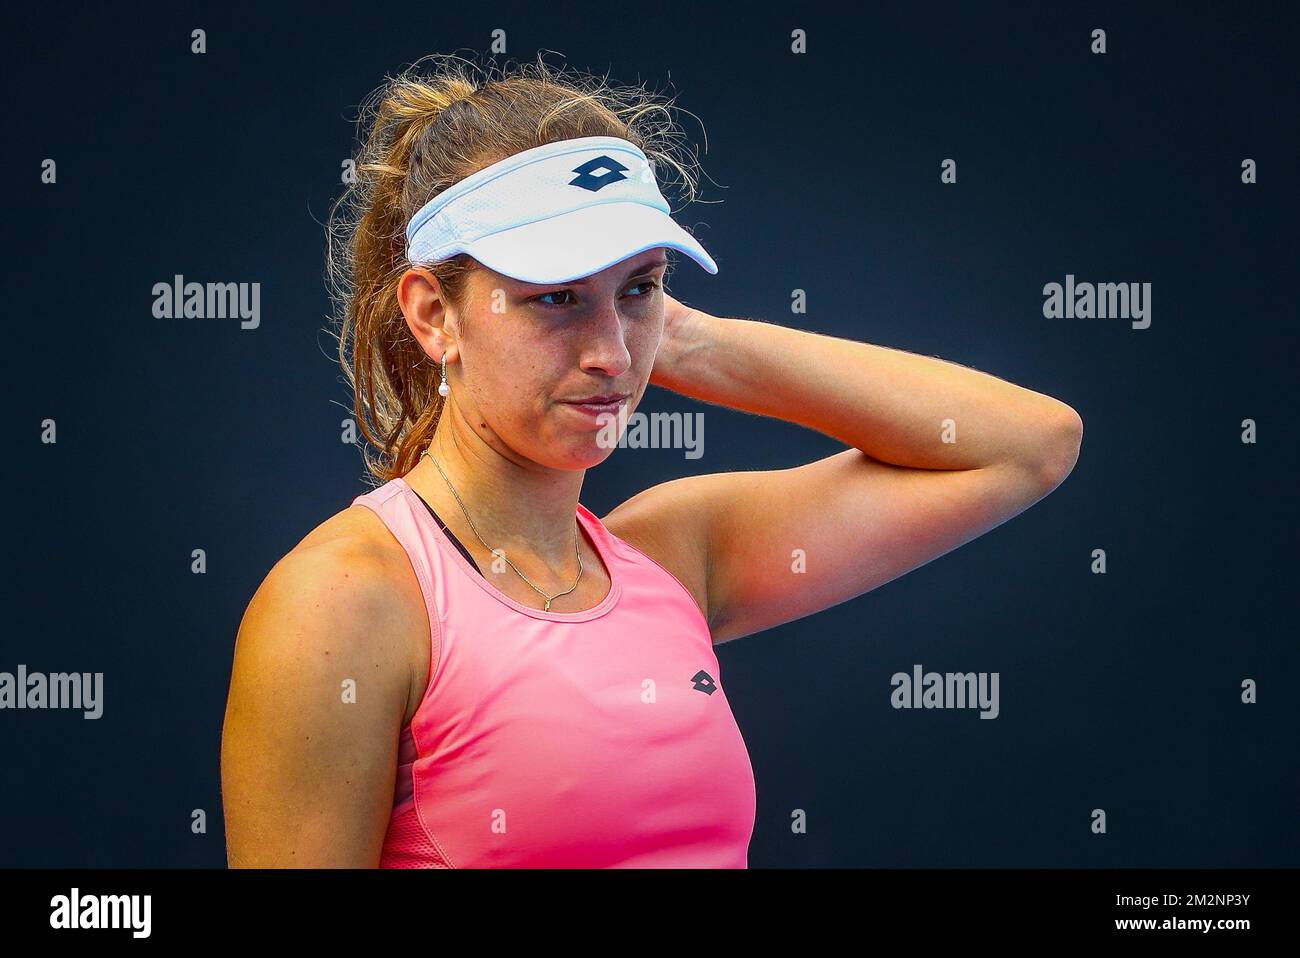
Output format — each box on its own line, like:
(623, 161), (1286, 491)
(569, 155), (629, 192)
(404, 135), (719, 285)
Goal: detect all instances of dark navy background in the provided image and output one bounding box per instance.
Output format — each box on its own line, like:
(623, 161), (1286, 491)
(5, 1), (1296, 867)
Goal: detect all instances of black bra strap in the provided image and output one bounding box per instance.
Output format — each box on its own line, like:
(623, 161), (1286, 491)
(413, 493), (485, 579)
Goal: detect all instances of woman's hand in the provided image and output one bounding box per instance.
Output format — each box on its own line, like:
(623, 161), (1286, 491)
(651, 293), (707, 387)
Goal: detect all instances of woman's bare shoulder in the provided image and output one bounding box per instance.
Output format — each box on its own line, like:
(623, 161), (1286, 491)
(239, 501), (431, 723)
(289, 500), (402, 562)
(246, 501), (426, 651)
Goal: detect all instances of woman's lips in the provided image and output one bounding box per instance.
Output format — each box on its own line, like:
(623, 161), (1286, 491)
(561, 397), (628, 423)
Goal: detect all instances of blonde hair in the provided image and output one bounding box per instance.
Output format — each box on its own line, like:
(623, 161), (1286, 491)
(325, 51), (709, 484)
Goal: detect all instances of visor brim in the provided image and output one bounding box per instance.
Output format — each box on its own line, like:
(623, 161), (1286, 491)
(461, 201), (718, 284)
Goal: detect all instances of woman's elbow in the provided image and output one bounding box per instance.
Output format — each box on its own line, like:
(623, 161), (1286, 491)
(1040, 407), (1083, 488)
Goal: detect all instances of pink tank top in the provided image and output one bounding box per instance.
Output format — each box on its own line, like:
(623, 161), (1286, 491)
(350, 476), (756, 868)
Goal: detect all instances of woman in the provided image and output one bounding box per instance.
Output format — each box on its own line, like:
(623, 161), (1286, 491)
(220, 54), (1082, 868)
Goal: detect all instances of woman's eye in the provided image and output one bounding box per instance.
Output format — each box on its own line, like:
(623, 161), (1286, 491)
(625, 279), (660, 298)
(533, 279), (659, 308)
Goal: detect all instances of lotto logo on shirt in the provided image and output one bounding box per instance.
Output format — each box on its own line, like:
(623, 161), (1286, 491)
(691, 670), (717, 695)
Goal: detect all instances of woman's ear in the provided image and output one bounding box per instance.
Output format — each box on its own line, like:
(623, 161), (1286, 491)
(399, 267), (459, 364)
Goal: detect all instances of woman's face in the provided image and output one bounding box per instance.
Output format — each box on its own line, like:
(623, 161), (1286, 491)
(449, 247), (670, 470)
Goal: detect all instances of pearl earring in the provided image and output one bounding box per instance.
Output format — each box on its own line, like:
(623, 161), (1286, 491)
(438, 353), (450, 398)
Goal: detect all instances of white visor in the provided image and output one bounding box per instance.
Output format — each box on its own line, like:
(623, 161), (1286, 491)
(405, 135), (718, 284)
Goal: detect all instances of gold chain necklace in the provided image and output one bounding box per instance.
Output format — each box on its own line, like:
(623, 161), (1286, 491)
(421, 449), (583, 611)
